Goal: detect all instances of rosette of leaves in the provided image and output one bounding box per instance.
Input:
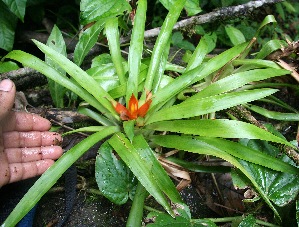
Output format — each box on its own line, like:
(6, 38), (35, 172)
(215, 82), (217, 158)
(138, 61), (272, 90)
(2, 0), (299, 226)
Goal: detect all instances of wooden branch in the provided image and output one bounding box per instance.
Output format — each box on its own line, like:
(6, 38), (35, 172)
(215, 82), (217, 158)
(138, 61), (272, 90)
(0, 67), (47, 90)
(120, 0), (284, 43)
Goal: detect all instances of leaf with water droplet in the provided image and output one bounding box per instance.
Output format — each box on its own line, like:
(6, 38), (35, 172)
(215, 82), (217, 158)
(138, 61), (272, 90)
(95, 141), (137, 204)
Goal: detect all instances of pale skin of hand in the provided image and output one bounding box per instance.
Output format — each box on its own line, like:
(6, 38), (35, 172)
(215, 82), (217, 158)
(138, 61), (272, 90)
(0, 79), (63, 187)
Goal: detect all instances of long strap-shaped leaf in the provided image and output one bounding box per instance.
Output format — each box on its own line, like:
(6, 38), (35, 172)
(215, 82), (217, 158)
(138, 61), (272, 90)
(32, 40), (119, 119)
(151, 135), (281, 219)
(146, 88), (277, 124)
(2, 127), (118, 227)
(189, 68), (289, 100)
(126, 0), (147, 103)
(5, 50), (115, 125)
(105, 17), (126, 85)
(108, 132), (182, 217)
(143, 0), (187, 97)
(147, 119), (294, 147)
(148, 42), (249, 114)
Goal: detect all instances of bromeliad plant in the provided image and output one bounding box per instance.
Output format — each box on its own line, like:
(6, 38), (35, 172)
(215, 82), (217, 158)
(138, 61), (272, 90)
(2, 0), (299, 226)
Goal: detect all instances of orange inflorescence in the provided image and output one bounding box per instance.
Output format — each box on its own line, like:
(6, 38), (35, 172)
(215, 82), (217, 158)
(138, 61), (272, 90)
(113, 93), (152, 120)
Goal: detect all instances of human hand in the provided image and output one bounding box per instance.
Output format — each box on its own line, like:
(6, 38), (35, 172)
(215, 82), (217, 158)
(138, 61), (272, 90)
(0, 79), (63, 187)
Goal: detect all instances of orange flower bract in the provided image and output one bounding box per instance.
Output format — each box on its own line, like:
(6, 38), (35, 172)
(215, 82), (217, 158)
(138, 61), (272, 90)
(113, 93), (152, 120)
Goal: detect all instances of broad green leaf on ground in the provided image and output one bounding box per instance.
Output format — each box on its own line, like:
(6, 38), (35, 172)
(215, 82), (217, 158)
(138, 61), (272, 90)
(74, 20), (105, 66)
(46, 25), (67, 108)
(95, 141), (137, 204)
(0, 1), (18, 51)
(3, 128), (118, 227)
(80, 0), (131, 25)
(151, 135), (280, 218)
(225, 25), (246, 46)
(238, 215), (256, 226)
(146, 88), (277, 124)
(2, 0), (27, 21)
(147, 119), (293, 147)
(236, 139), (299, 206)
(108, 132), (180, 217)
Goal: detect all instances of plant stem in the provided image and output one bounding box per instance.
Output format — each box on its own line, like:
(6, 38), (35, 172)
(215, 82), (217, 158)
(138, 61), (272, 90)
(126, 182), (148, 227)
(194, 217), (281, 227)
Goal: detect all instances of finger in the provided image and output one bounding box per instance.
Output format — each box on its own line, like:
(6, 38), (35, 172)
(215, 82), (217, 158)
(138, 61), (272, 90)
(2, 111), (52, 132)
(8, 159), (54, 184)
(5, 146), (63, 163)
(3, 131), (62, 148)
(0, 79), (16, 120)
(0, 151), (10, 187)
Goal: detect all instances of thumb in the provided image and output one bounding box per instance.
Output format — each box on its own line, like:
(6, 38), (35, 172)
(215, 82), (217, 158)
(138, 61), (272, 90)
(0, 79), (16, 120)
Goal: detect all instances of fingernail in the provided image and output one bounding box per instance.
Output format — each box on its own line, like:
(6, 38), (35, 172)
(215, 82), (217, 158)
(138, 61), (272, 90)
(0, 79), (13, 92)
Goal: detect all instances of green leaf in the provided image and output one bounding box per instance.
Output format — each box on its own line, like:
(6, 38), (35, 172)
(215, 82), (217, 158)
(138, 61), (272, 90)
(171, 32), (195, 51)
(146, 88), (278, 124)
(148, 42), (249, 113)
(3, 127), (118, 227)
(255, 39), (287, 59)
(159, 0), (202, 16)
(184, 0), (202, 16)
(225, 25), (246, 46)
(32, 40), (118, 119)
(108, 132), (180, 217)
(126, 0), (147, 102)
(147, 119), (293, 147)
(151, 135), (281, 218)
(247, 104), (299, 121)
(0, 1), (18, 51)
(146, 205), (214, 227)
(105, 17), (126, 85)
(199, 137), (298, 175)
(238, 215), (256, 227)
(123, 120), (135, 142)
(237, 139), (299, 206)
(2, 0), (27, 21)
(80, 0), (131, 25)
(62, 126), (112, 135)
(78, 106), (115, 126)
(0, 61), (19, 73)
(132, 135), (182, 203)
(143, 0), (187, 96)
(185, 33), (216, 72)
(255, 15), (277, 37)
(46, 25), (67, 108)
(4, 50), (115, 122)
(74, 20), (105, 66)
(189, 68), (289, 99)
(95, 141), (137, 204)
